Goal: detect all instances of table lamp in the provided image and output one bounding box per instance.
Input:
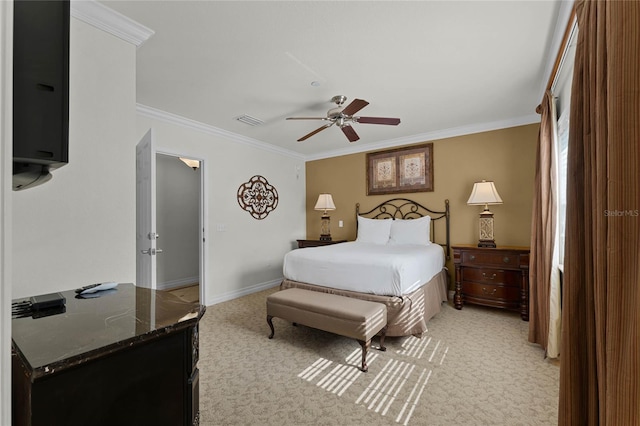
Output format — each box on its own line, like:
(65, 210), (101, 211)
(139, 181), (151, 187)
(467, 180), (503, 248)
(314, 193), (336, 241)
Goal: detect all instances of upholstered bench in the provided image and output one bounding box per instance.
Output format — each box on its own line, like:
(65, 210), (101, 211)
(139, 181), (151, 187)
(266, 288), (387, 372)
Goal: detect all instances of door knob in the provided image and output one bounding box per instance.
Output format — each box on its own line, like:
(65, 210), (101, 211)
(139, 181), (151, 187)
(141, 248), (163, 255)
(140, 249), (162, 256)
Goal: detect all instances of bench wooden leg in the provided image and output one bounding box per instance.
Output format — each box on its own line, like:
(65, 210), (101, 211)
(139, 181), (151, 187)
(267, 315), (275, 339)
(357, 326), (388, 372)
(379, 326), (388, 352)
(357, 339), (371, 372)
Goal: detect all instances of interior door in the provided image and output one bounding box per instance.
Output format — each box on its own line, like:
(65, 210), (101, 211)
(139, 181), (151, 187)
(136, 129), (160, 289)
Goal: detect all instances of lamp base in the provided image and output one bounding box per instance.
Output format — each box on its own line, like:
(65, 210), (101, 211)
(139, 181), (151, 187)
(319, 214), (331, 241)
(478, 240), (496, 248)
(477, 211), (496, 248)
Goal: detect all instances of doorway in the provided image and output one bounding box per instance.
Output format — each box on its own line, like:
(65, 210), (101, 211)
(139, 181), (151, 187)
(156, 153), (202, 302)
(135, 130), (206, 304)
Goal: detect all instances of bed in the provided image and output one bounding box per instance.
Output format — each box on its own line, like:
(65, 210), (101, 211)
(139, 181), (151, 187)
(281, 198), (450, 337)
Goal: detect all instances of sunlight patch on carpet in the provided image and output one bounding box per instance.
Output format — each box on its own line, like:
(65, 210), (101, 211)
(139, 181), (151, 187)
(356, 358), (432, 425)
(298, 357), (334, 382)
(395, 367), (432, 425)
(396, 335), (448, 364)
(298, 349), (379, 397)
(439, 346), (449, 365)
(297, 343), (443, 425)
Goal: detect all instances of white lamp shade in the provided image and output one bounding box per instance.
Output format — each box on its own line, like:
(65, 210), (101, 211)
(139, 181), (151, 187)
(467, 180), (503, 205)
(314, 193), (336, 211)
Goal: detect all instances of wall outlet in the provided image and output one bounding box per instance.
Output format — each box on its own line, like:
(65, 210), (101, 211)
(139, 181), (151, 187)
(216, 223), (227, 232)
(338, 220), (343, 228)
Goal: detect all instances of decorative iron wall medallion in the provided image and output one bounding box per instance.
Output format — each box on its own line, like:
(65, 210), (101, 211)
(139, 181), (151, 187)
(237, 175), (279, 220)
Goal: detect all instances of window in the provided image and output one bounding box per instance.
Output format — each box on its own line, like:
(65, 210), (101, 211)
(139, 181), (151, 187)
(556, 108), (569, 264)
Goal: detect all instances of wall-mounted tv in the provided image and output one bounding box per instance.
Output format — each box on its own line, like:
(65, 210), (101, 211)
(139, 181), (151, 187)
(13, 0), (70, 191)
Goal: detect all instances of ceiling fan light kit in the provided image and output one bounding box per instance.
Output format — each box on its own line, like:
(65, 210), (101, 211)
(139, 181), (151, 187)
(287, 95), (401, 143)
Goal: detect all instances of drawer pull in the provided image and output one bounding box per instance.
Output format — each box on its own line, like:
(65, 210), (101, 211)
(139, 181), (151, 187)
(503, 257), (510, 263)
(482, 287), (497, 296)
(469, 255), (475, 261)
(482, 272), (497, 280)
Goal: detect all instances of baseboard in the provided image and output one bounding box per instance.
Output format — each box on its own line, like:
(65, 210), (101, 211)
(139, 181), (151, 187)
(207, 278), (282, 306)
(157, 276), (199, 291)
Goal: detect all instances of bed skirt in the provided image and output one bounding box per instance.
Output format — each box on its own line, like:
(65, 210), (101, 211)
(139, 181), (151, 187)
(280, 268), (449, 337)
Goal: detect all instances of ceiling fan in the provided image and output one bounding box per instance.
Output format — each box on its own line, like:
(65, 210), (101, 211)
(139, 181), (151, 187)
(286, 95), (401, 142)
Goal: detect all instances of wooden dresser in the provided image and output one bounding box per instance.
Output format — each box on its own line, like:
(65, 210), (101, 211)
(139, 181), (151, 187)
(12, 284), (204, 425)
(452, 245), (530, 321)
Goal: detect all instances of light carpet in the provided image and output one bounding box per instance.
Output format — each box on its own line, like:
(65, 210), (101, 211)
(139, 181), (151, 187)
(198, 286), (559, 425)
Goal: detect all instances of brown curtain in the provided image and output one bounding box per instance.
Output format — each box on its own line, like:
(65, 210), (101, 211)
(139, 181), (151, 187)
(528, 90), (557, 354)
(558, 1), (640, 425)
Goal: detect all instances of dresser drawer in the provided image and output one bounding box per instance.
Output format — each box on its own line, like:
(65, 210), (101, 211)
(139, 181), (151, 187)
(461, 250), (520, 268)
(462, 268), (520, 286)
(462, 281), (521, 302)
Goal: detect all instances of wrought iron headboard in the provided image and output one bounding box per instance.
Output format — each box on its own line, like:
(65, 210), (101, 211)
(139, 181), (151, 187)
(356, 198), (450, 259)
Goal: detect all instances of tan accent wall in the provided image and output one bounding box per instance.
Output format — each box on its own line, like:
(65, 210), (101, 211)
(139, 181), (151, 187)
(306, 123), (539, 282)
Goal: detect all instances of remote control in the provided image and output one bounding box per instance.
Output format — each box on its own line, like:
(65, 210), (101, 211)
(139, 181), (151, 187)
(75, 282), (118, 294)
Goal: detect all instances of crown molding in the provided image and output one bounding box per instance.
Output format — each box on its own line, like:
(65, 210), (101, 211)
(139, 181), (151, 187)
(138, 103), (538, 163)
(136, 104), (306, 161)
(304, 114), (541, 162)
(71, 0), (154, 47)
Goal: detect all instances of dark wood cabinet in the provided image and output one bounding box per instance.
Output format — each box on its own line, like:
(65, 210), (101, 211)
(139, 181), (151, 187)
(12, 284), (204, 425)
(452, 245), (530, 321)
(297, 239), (347, 248)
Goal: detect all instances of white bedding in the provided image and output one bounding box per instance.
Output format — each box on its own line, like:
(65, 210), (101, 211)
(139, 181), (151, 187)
(282, 241), (445, 297)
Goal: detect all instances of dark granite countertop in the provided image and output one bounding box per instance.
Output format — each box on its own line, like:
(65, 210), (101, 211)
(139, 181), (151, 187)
(12, 283), (204, 380)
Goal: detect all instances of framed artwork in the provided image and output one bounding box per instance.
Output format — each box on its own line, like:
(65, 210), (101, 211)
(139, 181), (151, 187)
(366, 142), (434, 195)
(237, 175), (279, 219)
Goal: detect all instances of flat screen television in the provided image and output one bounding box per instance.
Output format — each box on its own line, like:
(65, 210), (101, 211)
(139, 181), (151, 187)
(13, 0), (70, 191)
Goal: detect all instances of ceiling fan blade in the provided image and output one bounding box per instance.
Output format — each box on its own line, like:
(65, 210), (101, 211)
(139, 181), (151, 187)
(355, 116), (401, 125)
(286, 117), (329, 121)
(341, 98), (369, 116)
(341, 125), (360, 142)
(297, 123), (334, 142)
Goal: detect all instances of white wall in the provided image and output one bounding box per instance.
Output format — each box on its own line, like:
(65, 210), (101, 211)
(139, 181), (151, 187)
(10, 8), (306, 304)
(4, 3), (305, 420)
(136, 114), (306, 304)
(156, 153), (200, 288)
(11, 19), (137, 298)
(1, 2), (13, 422)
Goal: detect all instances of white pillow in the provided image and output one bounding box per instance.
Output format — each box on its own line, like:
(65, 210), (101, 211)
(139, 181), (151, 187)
(388, 216), (431, 245)
(356, 216), (392, 244)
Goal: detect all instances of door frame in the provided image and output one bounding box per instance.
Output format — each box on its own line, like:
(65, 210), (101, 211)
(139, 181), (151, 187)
(136, 138), (207, 305)
(156, 148), (207, 305)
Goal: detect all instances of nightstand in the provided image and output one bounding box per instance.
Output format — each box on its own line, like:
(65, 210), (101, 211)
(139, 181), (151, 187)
(452, 245), (530, 321)
(297, 239), (347, 248)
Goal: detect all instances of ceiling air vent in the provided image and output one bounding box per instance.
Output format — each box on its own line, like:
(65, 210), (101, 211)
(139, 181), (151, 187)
(234, 114), (264, 126)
